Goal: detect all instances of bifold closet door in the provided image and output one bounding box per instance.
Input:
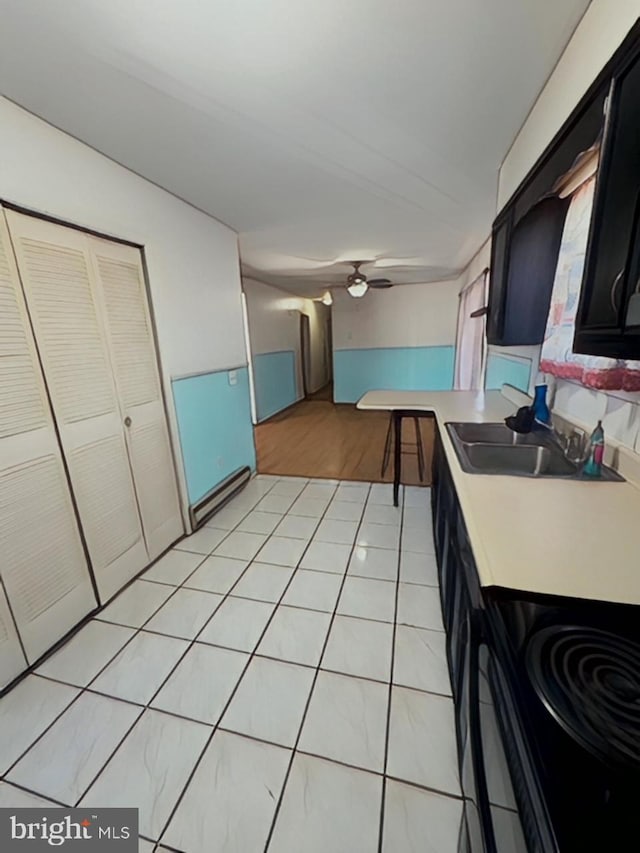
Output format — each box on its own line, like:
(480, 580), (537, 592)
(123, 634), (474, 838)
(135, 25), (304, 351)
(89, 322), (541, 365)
(0, 211), (96, 678)
(5, 210), (149, 603)
(89, 237), (183, 560)
(0, 584), (27, 690)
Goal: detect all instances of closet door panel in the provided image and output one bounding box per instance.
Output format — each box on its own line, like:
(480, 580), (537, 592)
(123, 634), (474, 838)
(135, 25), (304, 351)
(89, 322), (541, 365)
(5, 211), (148, 602)
(0, 211), (96, 670)
(91, 238), (183, 559)
(122, 403), (183, 559)
(0, 445), (97, 663)
(0, 584), (26, 692)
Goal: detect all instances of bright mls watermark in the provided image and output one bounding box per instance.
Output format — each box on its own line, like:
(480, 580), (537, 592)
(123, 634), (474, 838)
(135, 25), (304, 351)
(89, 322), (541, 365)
(0, 809), (138, 851)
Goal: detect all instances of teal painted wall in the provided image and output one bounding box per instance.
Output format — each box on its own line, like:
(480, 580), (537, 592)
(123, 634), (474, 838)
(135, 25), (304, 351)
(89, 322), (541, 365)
(485, 352), (532, 393)
(172, 367), (257, 504)
(253, 350), (298, 422)
(333, 346), (456, 403)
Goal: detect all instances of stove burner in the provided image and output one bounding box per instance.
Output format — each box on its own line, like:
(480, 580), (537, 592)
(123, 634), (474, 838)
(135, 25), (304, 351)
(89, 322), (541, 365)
(526, 625), (640, 772)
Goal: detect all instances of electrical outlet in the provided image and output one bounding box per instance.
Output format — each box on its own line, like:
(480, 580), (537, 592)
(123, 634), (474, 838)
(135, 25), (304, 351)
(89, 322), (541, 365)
(228, 370), (237, 386)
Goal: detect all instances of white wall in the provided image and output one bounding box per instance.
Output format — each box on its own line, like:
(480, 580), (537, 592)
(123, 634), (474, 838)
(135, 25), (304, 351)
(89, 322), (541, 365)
(332, 279), (461, 350)
(496, 0), (640, 448)
(0, 97), (245, 379)
(459, 239), (491, 291)
(243, 278), (303, 357)
(242, 277), (330, 398)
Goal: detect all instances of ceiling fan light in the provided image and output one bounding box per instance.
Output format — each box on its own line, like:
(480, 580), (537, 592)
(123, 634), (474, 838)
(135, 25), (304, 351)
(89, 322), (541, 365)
(347, 281), (368, 298)
(322, 291), (333, 306)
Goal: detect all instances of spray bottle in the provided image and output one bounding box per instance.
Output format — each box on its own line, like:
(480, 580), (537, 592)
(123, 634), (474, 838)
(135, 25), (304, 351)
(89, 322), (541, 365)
(583, 420), (605, 478)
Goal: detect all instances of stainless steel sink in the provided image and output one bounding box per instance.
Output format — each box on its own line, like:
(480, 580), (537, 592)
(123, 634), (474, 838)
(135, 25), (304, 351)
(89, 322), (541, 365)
(447, 422), (545, 446)
(445, 422), (624, 481)
(463, 442), (577, 477)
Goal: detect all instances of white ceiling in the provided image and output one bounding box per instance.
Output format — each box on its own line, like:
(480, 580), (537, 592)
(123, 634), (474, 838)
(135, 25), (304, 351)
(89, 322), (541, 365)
(0, 0), (589, 295)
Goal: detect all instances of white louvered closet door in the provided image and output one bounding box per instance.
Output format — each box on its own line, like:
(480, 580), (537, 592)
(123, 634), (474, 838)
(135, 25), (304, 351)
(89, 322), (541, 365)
(5, 211), (149, 603)
(0, 210), (96, 677)
(89, 237), (183, 560)
(0, 584), (26, 690)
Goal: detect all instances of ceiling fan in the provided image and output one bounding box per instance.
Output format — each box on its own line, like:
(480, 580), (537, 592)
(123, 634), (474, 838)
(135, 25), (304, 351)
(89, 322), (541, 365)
(345, 261), (393, 298)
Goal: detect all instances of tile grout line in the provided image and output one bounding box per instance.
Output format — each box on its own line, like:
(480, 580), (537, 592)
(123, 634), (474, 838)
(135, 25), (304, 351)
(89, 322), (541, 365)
(261, 482), (379, 853)
(151, 478), (346, 849)
(34, 629), (453, 700)
(376, 484), (412, 853)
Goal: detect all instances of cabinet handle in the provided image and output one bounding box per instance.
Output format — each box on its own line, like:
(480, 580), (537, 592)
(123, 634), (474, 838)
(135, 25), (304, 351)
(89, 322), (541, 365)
(124, 416), (132, 428)
(610, 269), (624, 313)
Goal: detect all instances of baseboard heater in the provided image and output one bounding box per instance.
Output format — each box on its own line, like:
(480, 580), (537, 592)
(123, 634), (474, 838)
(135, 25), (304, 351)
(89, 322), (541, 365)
(189, 466), (251, 530)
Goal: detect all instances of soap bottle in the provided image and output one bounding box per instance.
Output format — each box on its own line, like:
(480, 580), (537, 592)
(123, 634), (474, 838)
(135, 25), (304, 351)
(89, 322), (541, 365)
(583, 420), (605, 477)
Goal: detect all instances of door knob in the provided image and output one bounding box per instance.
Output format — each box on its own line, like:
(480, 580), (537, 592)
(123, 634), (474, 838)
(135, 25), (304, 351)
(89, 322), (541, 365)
(124, 416), (132, 427)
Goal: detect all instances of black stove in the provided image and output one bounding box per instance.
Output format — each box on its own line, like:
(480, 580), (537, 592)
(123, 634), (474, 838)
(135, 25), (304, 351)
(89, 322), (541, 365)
(526, 625), (640, 771)
(431, 439), (640, 853)
(486, 594), (640, 852)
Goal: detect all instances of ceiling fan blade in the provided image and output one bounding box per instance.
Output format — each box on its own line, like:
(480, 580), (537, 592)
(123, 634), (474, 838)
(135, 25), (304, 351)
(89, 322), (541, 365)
(243, 254), (354, 274)
(368, 278), (393, 288)
(372, 257), (426, 268)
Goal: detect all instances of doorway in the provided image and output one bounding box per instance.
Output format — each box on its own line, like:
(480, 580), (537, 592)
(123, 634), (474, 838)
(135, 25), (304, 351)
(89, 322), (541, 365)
(299, 312), (312, 398)
(304, 304), (333, 402)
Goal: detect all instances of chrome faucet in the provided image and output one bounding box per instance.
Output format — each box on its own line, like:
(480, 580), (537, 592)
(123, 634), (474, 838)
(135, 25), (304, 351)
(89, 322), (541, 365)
(544, 424), (587, 464)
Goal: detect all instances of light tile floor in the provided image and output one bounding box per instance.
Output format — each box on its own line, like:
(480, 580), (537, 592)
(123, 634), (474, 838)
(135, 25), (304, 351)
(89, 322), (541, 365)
(0, 476), (463, 853)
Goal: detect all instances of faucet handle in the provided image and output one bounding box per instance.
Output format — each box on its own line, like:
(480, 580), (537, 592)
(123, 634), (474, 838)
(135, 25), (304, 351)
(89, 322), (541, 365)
(566, 429), (587, 463)
(553, 431), (569, 452)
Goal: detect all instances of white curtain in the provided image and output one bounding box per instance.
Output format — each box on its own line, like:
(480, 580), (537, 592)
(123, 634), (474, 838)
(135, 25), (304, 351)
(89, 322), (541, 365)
(454, 270), (488, 390)
(540, 160), (640, 392)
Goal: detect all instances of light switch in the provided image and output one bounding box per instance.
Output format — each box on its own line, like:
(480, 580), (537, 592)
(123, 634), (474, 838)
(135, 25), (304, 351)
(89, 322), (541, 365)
(228, 370), (238, 386)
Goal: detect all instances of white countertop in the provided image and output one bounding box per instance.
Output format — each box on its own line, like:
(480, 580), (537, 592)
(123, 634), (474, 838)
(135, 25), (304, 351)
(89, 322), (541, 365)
(357, 389), (640, 606)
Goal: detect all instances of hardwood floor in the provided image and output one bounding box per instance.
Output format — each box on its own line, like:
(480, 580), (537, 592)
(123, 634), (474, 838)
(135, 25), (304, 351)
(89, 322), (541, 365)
(306, 382), (334, 402)
(254, 398), (434, 485)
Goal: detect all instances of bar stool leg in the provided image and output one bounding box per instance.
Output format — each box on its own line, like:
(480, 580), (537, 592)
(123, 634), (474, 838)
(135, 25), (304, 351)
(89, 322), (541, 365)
(393, 412), (402, 507)
(413, 417), (426, 481)
(381, 413), (393, 477)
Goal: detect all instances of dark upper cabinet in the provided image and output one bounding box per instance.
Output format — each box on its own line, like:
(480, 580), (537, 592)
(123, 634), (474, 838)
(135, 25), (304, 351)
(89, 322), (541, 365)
(486, 211), (512, 344)
(486, 85), (605, 348)
(487, 23), (640, 355)
(488, 197), (569, 346)
(574, 47), (640, 359)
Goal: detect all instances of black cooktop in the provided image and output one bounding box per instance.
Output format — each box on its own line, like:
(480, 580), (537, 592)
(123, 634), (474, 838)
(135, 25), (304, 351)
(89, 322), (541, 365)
(525, 625), (640, 773)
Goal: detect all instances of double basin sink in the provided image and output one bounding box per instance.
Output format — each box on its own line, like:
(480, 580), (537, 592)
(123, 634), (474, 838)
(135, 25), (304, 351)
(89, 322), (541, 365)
(446, 422), (624, 481)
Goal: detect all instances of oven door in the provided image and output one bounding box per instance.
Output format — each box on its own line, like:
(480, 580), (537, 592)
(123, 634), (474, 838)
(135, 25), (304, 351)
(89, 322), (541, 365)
(481, 640), (560, 852)
(457, 609), (496, 853)
(477, 640), (529, 852)
(459, 622), (536, 852)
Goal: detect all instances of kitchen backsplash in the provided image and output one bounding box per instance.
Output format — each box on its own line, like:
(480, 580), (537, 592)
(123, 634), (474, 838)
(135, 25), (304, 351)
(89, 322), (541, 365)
(490, 343), (640, 453)
(551, 377), (640, 454)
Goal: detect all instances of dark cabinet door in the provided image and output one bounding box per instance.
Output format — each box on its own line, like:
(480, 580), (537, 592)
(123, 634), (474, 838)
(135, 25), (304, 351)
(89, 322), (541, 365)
(501, 197), (569, 345)
(487, 198), (569, 347)
(575, 50), (640, 358)
(432, 438), (497, 853)
(486, 211), (512, 345)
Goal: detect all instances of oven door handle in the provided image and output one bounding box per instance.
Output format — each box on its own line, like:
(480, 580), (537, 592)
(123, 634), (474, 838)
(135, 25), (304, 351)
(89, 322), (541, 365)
(465, 619), (499, 853)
